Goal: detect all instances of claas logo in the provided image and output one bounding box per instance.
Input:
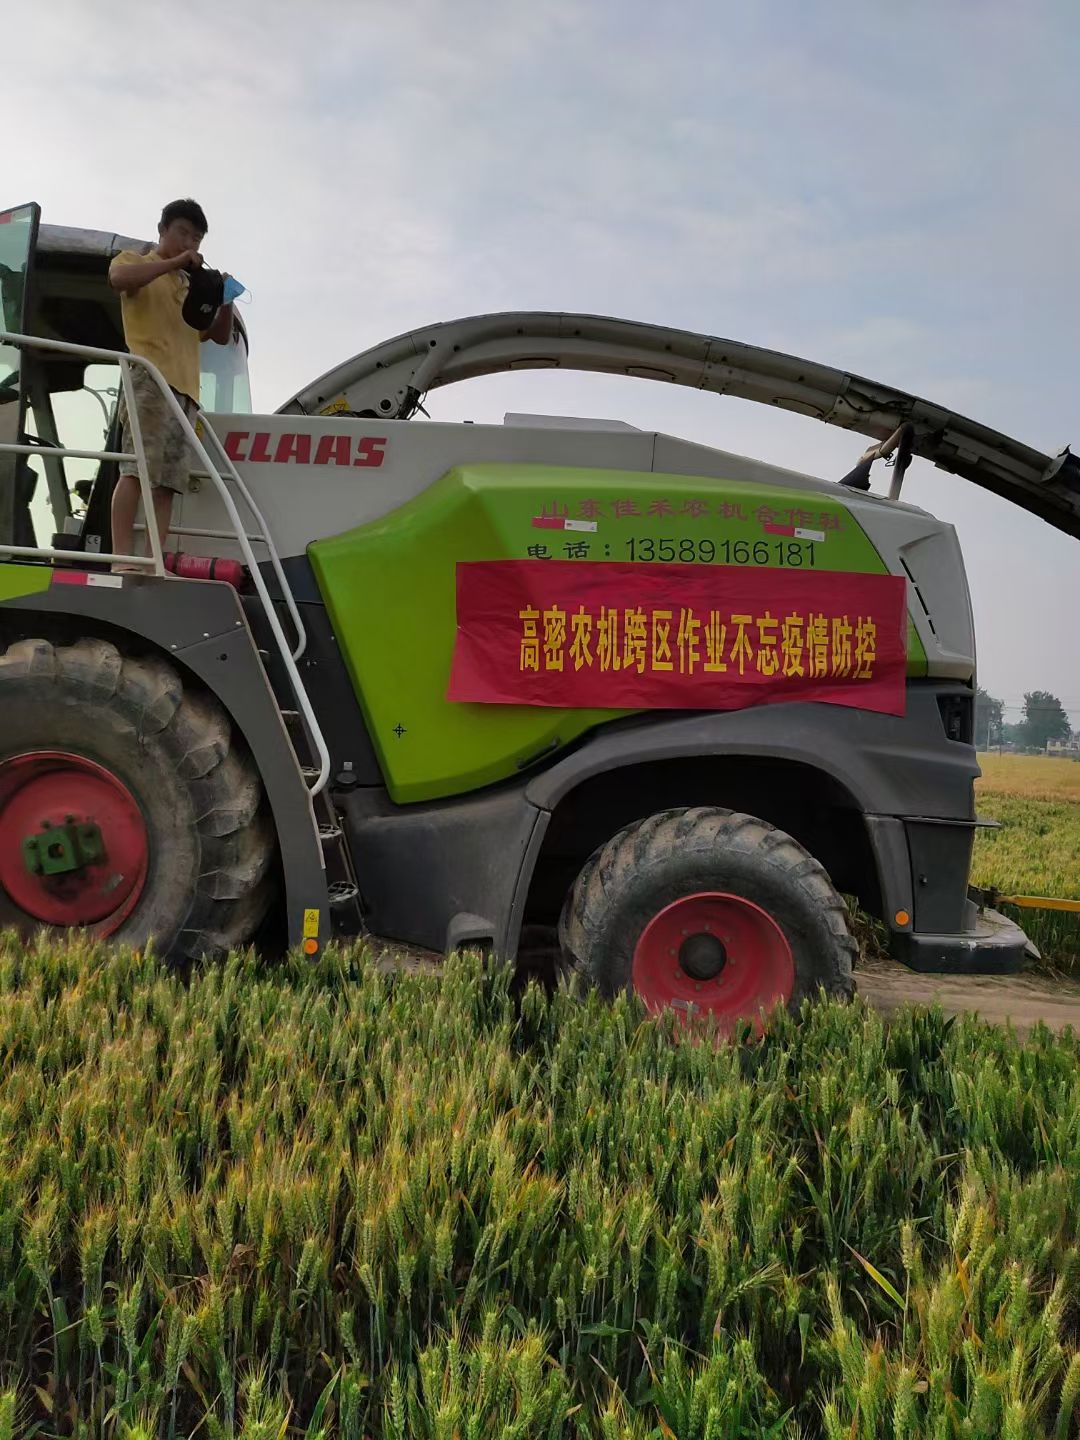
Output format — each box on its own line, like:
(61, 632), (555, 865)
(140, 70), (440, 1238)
(223, 431), (386, 467)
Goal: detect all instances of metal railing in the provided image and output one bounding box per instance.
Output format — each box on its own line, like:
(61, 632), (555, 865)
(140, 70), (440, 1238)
(0, 332), (330, 795)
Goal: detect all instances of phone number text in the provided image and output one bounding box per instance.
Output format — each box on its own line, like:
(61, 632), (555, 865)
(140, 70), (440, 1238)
(624, 537), (817, 567)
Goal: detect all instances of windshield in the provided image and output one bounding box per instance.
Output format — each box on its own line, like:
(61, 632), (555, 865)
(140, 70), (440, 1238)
(200, 319), (252, 414)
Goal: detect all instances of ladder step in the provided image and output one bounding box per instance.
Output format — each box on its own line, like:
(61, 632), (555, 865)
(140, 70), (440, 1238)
(300, 765), (320, 782)
(328, 881), (360, 909)
(318, 824), (343, 844)
(279, 708), (300, 725)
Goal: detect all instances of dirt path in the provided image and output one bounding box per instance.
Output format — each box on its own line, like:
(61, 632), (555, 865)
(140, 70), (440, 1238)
(856, 956), (1080, 1035)
(369, 937), (1080, 1036)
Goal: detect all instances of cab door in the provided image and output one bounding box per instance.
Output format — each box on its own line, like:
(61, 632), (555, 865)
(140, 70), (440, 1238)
(0, 202), (41, 546)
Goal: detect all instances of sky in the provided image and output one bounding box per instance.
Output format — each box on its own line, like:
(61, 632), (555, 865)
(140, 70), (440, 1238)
(9, 0), (1079, 725)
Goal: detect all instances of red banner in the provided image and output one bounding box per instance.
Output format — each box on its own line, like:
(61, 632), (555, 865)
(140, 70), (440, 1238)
(448, 560), (907, 715)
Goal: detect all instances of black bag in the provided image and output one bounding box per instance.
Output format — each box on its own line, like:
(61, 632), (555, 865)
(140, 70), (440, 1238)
(181, 263), (225, 330)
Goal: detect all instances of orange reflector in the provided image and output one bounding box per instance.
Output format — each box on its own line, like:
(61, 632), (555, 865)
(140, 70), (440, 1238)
(894, 910), (910, 927)
(303, 938), (318, 955)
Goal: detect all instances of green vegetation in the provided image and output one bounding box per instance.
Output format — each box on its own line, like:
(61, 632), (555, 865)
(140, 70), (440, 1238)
(976, 755), (1080, 804)
(2, 936), (1079, 1439)
(974, 754), (1080, 974)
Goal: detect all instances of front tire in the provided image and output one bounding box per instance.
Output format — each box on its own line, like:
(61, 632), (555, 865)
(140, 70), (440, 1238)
(0, 637), (274, 959)
(558, 806), (855, 1030)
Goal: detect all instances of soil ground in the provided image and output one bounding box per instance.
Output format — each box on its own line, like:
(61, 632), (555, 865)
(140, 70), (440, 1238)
(369, 934), (1080, 1036)
(855, 954), (1080, 1035)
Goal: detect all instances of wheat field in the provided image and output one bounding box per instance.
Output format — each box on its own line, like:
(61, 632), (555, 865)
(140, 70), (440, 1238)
(0, 757), (1076, 1438)
(1, 937), (1079, 1440)
(973, 755), (1080, 972)
(976, 755), (1080, 804)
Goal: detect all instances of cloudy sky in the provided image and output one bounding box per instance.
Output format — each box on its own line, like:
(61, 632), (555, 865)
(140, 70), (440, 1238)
(10, 0), (1079, 725)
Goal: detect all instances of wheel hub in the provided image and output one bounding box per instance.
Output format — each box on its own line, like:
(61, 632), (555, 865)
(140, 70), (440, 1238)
(22, 819), (106, 878)
(632, 891), (794, 1032)
(678, 930), (728, 980)
(0, 751), (148, 932)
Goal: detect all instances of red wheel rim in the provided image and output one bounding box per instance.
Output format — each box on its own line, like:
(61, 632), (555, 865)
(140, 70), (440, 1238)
(0, 751), (148, 933)
(632, 892), (794, 1033)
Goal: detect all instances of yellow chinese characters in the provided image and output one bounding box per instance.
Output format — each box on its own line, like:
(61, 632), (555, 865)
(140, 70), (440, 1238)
(517, 604), (880, 681)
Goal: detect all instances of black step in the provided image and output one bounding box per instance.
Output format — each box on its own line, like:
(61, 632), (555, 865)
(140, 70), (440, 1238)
(328, 881), (360, 909)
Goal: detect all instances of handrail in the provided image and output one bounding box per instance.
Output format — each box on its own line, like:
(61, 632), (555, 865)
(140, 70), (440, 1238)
(0, 331), (330, 795)
(196, 419), (307, 660)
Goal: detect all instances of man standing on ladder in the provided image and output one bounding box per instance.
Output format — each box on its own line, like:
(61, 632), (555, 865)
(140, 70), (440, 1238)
(108, 199), (233, 569)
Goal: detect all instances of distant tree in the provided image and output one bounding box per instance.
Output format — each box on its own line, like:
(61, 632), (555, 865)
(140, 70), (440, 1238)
(975, 687), (1004, 748)
(1001, 722), (1025, 749)
(1020, 690), (1072, 750)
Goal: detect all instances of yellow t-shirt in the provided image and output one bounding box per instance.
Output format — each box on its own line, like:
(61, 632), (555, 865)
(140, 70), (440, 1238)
(109, 248), (201, 403)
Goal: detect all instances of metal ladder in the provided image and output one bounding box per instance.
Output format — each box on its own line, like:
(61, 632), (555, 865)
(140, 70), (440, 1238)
(0, 331), (363, 927)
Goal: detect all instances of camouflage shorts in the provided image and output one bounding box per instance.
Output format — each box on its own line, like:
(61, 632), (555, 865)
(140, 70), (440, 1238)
(117, 368), (197, 495)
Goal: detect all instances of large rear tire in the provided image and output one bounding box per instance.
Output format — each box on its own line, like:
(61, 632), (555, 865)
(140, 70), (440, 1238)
(0, 637), (274, 960)
(558, 806), (855, 1031)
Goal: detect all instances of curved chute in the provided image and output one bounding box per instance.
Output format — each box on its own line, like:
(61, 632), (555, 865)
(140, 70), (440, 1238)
(279, 310), (1079, 539)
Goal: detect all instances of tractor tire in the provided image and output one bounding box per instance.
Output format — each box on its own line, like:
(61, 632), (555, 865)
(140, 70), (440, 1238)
(558, 806), (855, 1029)
(0, 636), (275, 960)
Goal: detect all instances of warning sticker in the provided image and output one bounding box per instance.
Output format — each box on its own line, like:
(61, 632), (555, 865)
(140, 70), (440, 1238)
(303, 908), (321, 939)
(532, 515), (599, 533)
(51, 571), (124, 589)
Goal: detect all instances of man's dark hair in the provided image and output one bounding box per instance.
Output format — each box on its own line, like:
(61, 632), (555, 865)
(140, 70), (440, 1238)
(159, 198), (208, 235)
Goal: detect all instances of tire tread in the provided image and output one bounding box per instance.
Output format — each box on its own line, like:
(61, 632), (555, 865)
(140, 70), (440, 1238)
(559, 805), (856, 1013)
(0, 635), (274, 959)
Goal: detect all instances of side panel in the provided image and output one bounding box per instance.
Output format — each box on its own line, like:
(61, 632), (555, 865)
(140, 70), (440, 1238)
(331, 680), (981, 962)
(854, 505), (975, 681)
(0, 565), (50, 601)
(0, 566), (329, 950)
(523, 683), (977, 822)
(309, 462), (918, 802)
(340, 783), (542, 955)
